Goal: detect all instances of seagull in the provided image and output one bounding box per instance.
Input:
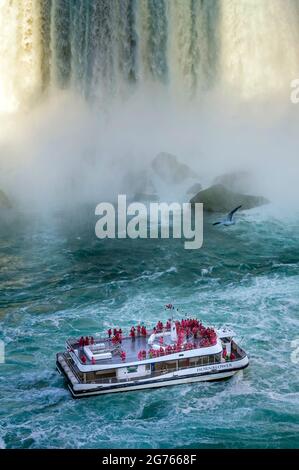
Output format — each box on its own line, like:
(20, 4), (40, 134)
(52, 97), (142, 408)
(213, 205), (242, 226)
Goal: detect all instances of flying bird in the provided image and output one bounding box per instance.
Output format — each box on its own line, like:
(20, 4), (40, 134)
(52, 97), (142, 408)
(213, 205), (242, 226)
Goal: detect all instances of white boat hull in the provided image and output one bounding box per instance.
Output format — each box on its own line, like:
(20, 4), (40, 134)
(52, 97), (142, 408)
(57, 355), (249, 398)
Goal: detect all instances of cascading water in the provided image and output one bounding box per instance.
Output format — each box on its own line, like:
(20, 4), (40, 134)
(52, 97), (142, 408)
(220, 0), (299, 98)
(0, 0), (43, 113)
(1, 0), (299, 113)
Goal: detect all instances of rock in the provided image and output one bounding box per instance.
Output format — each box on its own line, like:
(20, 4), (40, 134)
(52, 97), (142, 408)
(186, 182), (202, 195)
(190, 184), (268, 212)
(0, 189), (12, 209)
(122, 169), (157, 196)
(124, 153), (201, 203)
(213, 171), (254, 194)
(151, 152), (197, 185)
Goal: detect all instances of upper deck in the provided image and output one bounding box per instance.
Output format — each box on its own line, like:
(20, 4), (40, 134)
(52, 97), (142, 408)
(66, 319), (224, 371)
(68, 334), (212, 365)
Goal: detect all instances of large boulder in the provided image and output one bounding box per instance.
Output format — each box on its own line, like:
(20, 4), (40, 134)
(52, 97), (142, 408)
(190, 184), (268, 212)
(151, 152), (198, 184)
(0, 189), (12, 209)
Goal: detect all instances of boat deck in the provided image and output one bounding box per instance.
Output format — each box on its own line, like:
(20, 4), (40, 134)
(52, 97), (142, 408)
(69, 334), (204, 366)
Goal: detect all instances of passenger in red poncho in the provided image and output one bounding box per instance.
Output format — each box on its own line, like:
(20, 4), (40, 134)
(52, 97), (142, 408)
(120, 351), (126, 361)
(130, 327), (136, 339)
(112, 332), (120, 344)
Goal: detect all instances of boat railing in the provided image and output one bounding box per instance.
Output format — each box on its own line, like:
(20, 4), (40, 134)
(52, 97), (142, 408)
(146, 339), (218, 358)
(61, 352), (84, 383)
(65, 336), (130, 354)
(230, 339), (246, 356)
(66, 334), (150, 353)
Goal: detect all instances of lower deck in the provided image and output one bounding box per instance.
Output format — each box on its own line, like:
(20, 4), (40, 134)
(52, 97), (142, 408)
(57, 353), (249, 398)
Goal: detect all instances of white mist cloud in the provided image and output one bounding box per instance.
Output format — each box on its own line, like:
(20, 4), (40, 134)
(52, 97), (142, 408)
(0, 85), (299, 215)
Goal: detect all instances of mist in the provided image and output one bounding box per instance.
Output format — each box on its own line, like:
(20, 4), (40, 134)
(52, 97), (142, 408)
(0, 84), (299, 217)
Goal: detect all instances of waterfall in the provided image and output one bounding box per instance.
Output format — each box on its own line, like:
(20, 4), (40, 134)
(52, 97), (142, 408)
(0, 0), (299, 113)
(220, 0), (299, 99)
(167, 0), (219, 99)
(0, 0), (43, 113)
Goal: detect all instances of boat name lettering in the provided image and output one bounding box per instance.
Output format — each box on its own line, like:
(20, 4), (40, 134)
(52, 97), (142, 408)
(197, 363), (233, 373)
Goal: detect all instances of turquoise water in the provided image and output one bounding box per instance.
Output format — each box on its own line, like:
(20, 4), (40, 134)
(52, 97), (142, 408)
(0, 208), (299, 449)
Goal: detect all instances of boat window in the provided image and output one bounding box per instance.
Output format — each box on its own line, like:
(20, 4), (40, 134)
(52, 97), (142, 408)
(189, 356), (202, 366)
(95, 369), (116, 378)
(191, 355), (220, 366)
(207, 355), (218, 364)
(164, 361), (177, 370)
(85, 371), (96, 382)
(154, 362), (165, 371)
(189, 356), (198, 364)
(178, 358), (190, 368)
(214, 353), (221, 363)
(154, 360), (177, 371)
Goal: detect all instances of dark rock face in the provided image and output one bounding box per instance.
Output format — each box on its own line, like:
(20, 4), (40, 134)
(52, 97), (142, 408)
(0, 189), (12, 209)
(190, 184), (268, 212)
(151, 152), (197, 184)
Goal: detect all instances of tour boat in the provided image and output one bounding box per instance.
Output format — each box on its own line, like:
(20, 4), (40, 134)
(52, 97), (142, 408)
(56, 312), (249, 398)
